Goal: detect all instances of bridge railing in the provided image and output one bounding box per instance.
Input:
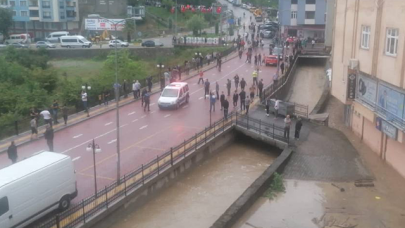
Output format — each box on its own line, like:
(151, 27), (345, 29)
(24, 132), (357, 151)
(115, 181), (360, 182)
(34, 111), (286, 228)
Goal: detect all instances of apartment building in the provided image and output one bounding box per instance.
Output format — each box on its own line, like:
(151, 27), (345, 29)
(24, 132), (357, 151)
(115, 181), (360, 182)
(331, 0), (405, 178)
(278, 0), (327, 40)
(1, 0), (79, 40)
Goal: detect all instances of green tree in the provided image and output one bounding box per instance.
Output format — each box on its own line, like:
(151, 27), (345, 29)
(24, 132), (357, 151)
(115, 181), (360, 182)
(0, 8), (13, 39)
(187, 15), (206, 36)
(162, 0), (175, 8)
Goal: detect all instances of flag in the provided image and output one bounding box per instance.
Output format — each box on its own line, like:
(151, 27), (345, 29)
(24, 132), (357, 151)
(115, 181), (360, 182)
(216, 6), (222, 14)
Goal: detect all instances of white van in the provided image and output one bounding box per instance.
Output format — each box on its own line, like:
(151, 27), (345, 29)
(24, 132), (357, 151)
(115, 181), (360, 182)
(0, 152), (77, 228)
(158, 82), (190, 109)
(46, 31), (69, 43)
(60, 35), (92, 48)
(4, 34), (31, 44)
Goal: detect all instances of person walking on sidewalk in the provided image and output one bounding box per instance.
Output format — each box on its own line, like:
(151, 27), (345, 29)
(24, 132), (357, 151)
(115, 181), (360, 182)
(274, 99), (280, 119)
(147, 76), (153, 92)
(40, 108), (52, 126)
(52, 100), (59, 124)
(7, 141), (17, 164)
(223, 98), (229, 120)
(62, 105), (68, 125)
(104, 89), (110, 106)
(265, 99), (271, 117)
(240, 78), (246, 91)
(234, 74), (240, 89)
(215, 82), (220, 100)
(220, 91), (225, 111)
(258, 79), (264, 99)
(30, 117), (38, 140)
(280, 62), (285, 75)
(295, 118), (303, 140)
(204, 79), (210, 99)
(210, 92), (216, 112)
(132, 80), (137, 99)
(198, 70), (204, 84)
(143, 91), (150, 112)
(284, 115), (291, 139)
(245, 97), (251, 114)
(44, 124), (54, 152)
(226, 79), (232, 96)
(233, 90), (239, 108)
(239, 89), (246, 111)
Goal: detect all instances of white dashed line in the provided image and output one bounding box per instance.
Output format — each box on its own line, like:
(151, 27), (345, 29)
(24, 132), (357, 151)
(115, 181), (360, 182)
(150, 103), (155, 106)
(128, 112), (136, 116)
(108, 139), (117, 144)
(141, 115), (146, 118)
(199, 97), (204, 100)
(139, 125), (148, 130)
(105, 122), (113, 126)
(120, 124), (128, 128)
(73, 134), (83, 139)
(164, 114), (171, 118)
(72, 156), (81, 162)
(151, 111), (156, 114)
(132, 119), (139, 122)
(183, 105), (189, 109)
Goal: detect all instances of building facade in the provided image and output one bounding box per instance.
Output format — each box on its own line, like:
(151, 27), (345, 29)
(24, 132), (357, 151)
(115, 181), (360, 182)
(331, 0), (405, 178)
(1, 0), (79, 40)
(278, 0), (327, 40)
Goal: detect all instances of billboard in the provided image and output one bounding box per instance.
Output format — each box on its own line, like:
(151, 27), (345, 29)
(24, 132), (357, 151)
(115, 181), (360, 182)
(356, 73), (377, 108)
(377, 83), (405, 122)
(85, 19), (126, 31)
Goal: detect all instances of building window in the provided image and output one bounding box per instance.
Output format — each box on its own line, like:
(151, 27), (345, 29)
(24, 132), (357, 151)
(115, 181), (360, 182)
(291, 0), (298, 4)
(306, 0), (316, 4)
(30, 10), (39, 17)
(305, 11), (315, 19)
(291, 11), (297, 19)
(10, 1), (15, 6)
(42, 1), (50, 8)
(29, 0), (39, 7)
(60, 11), (65, 19)
(12, 10), (17, 16)
(385, 28), (399, 56)
(361, 26), (371, 49)
(20, 1), (27, 6)
(43, 11), (51, 19)
(21, 11), (28, 16)
(59, 1), (64, 8)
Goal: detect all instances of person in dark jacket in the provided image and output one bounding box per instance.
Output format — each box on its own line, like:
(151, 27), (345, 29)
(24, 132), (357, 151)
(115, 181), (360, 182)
(147, 76), (153, 92)
(234, 74), (240, 89)
(143, 91), (150, 112)
(220, 91), (226, 110)
(123, 80), (128, 98)
(239, 89), (246, 111)
(233, 90), (239, 107)
(141, 88), (147, 107)
(223, 98), (230, 120)
(226, 79), (232, 96)
(7, 141), (17, 164)
(240, 78), (246, 90)
(44, 125), (54, 152)
(280, 62), (285, 75)
(204, 79), (210, 99)
(295, 118), (303, 140)
(215, 82), (220, 100)
(258, 79), (264, 99)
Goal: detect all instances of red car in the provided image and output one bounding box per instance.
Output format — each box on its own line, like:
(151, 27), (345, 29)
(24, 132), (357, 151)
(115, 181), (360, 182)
(264, 55), (278, 66)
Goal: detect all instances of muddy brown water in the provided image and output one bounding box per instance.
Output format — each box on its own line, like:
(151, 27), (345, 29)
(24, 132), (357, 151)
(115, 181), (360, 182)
(105, 140), (278, 228)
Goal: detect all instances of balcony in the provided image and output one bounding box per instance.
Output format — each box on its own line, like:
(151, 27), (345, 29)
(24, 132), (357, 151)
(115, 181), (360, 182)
(29, 0), (38, 7)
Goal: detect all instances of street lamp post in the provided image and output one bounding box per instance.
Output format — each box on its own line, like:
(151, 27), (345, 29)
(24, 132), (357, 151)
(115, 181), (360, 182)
(157, 63), (165, 91)
(88, 15), (141, 184)
(81, 83), (91, 117)
(86, 139), (102, 197)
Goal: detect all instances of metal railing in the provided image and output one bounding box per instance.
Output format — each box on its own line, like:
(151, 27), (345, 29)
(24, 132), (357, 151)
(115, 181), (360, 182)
(34, 111), (287, 228)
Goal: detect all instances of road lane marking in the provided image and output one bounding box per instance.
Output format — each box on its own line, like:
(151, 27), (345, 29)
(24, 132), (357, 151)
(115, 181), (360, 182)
(151, 111), (156, 114)
(108, 139), (117, 144)
(120, 124), (128, 128)
(73, 134), (83, 139)
(183, 105), (189, 109)
(150, 103), (155, 106)
(139, 125), (148, 130)
(62, 128), (117, 154)
(132, 119), (139, 122)
(199, 96), (204, 100)
(33, 150), (45, 155)
(128, 112), (136, 115)
(72, 156), (81, 162)
(141, 115), (146, 118)
(105, 122), (113, 126)
(164, 114), (171, 118)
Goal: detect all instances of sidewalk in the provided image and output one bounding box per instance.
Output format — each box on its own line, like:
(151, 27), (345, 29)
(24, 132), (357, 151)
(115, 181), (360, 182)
(0, 49), (239, 153)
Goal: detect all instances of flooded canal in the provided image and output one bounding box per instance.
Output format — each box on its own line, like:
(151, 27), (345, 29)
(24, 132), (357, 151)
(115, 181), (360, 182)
(106, 140), (279, 228)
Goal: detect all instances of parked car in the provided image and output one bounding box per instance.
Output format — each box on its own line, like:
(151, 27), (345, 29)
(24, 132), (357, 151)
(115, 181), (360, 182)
(0, 44), (7, 49)
(109, 40), (129, 47)
(10, 43), (29, 48)
(46, 31), (69, 43)
(264, 55), (278, 66)
(141, 40), (163, 47)
(36, 41), (56, 48)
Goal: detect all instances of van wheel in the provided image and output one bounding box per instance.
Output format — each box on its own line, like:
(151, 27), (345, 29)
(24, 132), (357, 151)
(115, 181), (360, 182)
(186, 96), (189, 104)
(82, 45), (86, 48)
(59, 195), (71, 211)
(67, 45), (71, 48)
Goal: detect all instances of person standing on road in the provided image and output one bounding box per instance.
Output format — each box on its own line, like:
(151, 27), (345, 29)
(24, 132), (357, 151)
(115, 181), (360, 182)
(198, 70), (204, 84)
(265, 99), (271, 117)
(223, 98), (229, 120)
(240, 78), (246, 91)
(44, 124), (54, 152)
(295, 118), (303, 140)
(147, 76), (153, 92)
(62, 105), (68, 125)
(245, 96), (251, 114)
(204, 79), (210, 99)
(249, 85), (255, 100)
(233, 90), (239, 108)
(274, 99), (280, 119)
(234, 74), (240, 89)
(258, 53), (262, 66)
(52, 100), (59, 124)
(40, 108), (52, 126)
(258, 79), (264, 99)
(30, 117), (38, 140)
(239, 89), (246, 111)
(215, 82), (220, 100)
(252, 70), (258, 86)
(7, 141), (17, 164)
(141, 87), (147, 107)
(210, 92), (216, 112)
(143, 91), (150, 112)
(284, 115), (291, 139)
(280, 62), (285, 75)
(218, 58), (222, 72)
(239, 49), (243, 59)
(226, 79), (232, 96)
(220, 91), (225, 111)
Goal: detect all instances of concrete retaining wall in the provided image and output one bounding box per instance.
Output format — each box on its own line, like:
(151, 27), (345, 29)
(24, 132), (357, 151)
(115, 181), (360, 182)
(210, 147), (293, 228)
(86, 127), (236, 228)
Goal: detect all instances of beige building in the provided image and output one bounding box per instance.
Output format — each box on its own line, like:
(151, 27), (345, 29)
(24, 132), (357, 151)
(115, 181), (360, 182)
(331, 0), (405, 178)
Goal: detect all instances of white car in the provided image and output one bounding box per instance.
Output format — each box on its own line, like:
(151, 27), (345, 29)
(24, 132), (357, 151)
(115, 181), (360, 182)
(109, 40), (129, 47)
(158, 82), (190, 109)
